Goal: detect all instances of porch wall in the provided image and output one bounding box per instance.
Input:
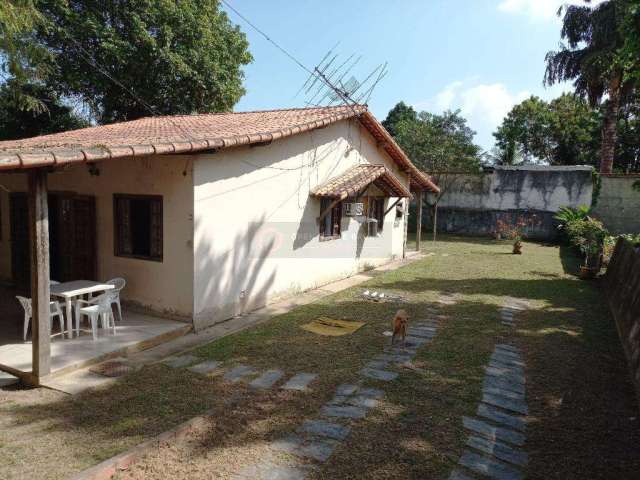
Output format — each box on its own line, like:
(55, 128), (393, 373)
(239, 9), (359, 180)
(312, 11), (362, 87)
(0, 156), (194, 319)
(192, 119), (409, 330)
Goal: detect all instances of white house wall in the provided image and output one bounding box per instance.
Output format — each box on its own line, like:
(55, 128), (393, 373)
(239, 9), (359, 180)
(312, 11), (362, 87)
(192, 119), (409, 329)
(0, 156), (194, 319)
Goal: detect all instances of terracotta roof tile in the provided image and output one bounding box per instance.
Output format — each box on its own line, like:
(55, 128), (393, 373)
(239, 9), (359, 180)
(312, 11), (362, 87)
(0, 105), (438, 192)
(311, 164), (411, 199)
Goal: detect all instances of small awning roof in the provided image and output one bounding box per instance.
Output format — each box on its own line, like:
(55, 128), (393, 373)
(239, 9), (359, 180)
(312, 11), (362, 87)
(311, 164), (412, 200)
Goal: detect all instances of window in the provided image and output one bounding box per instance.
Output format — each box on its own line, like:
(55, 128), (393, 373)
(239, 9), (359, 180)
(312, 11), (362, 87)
(114, 194), (162, 261)
(319, 198), (342, 240)
(368, 198), (385, 236)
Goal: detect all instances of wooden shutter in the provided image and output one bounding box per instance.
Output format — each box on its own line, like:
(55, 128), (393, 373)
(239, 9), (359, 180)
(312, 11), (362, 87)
(114, 196), (132, 256)
(149, 198), (163, 260)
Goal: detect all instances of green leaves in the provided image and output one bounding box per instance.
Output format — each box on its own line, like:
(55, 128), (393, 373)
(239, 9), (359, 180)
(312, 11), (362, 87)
(0, 0), (253, 126)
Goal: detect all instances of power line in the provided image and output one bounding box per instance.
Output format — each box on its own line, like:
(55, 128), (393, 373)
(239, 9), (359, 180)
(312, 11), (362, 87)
(219, 0), (315, 77)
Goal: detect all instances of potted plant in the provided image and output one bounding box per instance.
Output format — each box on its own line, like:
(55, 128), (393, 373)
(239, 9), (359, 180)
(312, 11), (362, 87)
(494, 214), (539, 254)
(565, 217), (607, 279)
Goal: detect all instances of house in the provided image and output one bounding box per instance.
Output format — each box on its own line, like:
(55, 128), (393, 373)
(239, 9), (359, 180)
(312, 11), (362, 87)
(0, 105), (438, 384)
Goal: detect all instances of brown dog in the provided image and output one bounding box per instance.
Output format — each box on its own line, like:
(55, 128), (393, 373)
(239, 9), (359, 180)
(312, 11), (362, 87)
(391, 309), (409, 346)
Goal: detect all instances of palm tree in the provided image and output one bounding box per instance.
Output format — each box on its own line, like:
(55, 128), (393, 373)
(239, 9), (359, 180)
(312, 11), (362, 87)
(544, 0), (635, 174)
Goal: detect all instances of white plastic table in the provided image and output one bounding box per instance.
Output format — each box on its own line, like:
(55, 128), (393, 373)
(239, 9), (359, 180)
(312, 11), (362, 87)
(50, 280), (115, 338)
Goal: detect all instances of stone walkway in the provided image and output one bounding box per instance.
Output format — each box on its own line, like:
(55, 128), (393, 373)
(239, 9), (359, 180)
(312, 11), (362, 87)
(499, 298), (529, 327)
(449, 344), (529, 480)
(229, 314), (442, 480)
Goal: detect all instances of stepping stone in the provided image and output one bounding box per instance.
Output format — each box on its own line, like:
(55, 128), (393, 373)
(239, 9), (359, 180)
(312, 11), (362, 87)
(188, 360), (222, 375)
(407, 328), (435, 339)
(282, 373), (318, 391)
(358, 387), (384, 399)
(364, 360), (390, 370)
(360, 368), (398, 382)
(321, 404), (367, 419)
(483, 376), (525, 396)
(235, 462), (310, 480)
(467, 435), (528, 467)
(477, 403), (526, 432)
(485, 366), (525, 385)
(404, 336), (428, 347)
(459, 451), (523, 480)
(482, 392), (529, 415)
(489, 361), (524, 375)
(272, 435), (338, 462)
(347, 394), (379, 408)
(335, 384), (359, 396)
(162, 354), (200, 368)
(463, 416), (526, 447)
(491, 354), (524, 368)
(224, 365), (257, 383)
(496, 344), (520, 354)
(449, 469), (477, 480)
(492, 350), (523, 362)
(250, 369), (285, 389)
(299, 419), (351, 440)
(375, 353), (413, 364)
(483, 386), (525, 403)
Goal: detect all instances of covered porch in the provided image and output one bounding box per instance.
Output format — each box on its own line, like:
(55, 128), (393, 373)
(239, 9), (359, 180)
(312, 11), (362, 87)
(0, 164), (192, 385)
(0, 280), (190, 380)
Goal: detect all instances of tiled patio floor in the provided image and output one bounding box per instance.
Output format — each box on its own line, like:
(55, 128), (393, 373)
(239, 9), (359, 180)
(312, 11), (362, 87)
(0, 309), (190, 379)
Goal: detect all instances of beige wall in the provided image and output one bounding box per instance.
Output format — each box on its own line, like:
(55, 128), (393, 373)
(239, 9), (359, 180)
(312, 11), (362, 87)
(192, 119), (409, 329)
(0, 156), (194, 319)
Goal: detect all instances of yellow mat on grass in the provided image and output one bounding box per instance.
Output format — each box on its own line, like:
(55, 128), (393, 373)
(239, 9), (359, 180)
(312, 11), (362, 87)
(300, 317), (366, 336)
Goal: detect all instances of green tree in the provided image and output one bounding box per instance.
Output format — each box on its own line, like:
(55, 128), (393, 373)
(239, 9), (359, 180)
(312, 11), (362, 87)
(0, 81), (88, 140)
(0, 0), (252, 127)
(545, 0), (638, 173)
(382, 101), (417, 137)
(494, 96), (554, 163)
(0, 1), (51, 112)
(390, 109), (482, 221)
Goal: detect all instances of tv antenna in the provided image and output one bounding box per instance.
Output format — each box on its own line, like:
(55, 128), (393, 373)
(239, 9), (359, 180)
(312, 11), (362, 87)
(298, 46), (389, 112)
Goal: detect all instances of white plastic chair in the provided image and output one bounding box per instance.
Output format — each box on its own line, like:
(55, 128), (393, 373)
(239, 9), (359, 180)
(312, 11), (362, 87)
(104, 277), (125, 322)
(16, 296), (65, 341)
(75, 291), (117, 340)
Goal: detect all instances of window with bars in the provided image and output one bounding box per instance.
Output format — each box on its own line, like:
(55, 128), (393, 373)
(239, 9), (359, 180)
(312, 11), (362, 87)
(114, 194), (163, 261)
(319, 198), (342, 240)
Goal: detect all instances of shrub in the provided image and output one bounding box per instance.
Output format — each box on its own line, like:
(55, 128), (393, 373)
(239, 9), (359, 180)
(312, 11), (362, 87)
(564, 217), (608, 269)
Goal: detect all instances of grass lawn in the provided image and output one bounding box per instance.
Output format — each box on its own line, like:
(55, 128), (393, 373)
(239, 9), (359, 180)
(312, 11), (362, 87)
(1, 236), (638, 479)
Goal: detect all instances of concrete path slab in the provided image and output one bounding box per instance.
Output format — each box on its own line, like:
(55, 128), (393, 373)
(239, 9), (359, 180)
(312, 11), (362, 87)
(467, 435), (528, 467)
(463, 417), (526, 447)
(162, 354), (200, 368)
(459, 451), (523, 480)
(477, 404), (527, 432)
(188, 360), (222, 375)
(282, 373), (318, 391)
(250, 369), (285, 389)
(299, 419), (351, 440)
(224, 365), (257, 383)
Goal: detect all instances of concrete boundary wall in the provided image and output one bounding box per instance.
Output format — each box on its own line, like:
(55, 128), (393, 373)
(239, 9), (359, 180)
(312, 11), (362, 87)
(592, 175), (640, 234)
(422, 166), (594, 240)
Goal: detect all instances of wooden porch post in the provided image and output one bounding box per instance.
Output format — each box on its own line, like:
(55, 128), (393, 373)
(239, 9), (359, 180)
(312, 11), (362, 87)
(416, 190), (423, 251)
(28, 169), (51, 383)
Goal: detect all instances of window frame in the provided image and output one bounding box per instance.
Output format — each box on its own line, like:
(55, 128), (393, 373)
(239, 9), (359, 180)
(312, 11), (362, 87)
(319, 197), (342, 241)
(113, 193), (163, 262)
(368, 197), (385, 235)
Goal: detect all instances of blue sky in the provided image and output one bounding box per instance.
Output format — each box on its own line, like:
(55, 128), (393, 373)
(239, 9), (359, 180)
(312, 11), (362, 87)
(224, 0), (599, 152)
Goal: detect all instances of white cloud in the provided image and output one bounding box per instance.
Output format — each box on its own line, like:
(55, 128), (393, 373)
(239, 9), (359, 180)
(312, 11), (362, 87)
(497, 0), (606, 22)
(414, 80), (530, 151)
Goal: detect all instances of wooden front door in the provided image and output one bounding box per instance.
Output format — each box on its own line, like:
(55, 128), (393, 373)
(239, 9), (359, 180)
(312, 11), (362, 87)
(9, 193), (29, 292)
(10, 193), (97, 291)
